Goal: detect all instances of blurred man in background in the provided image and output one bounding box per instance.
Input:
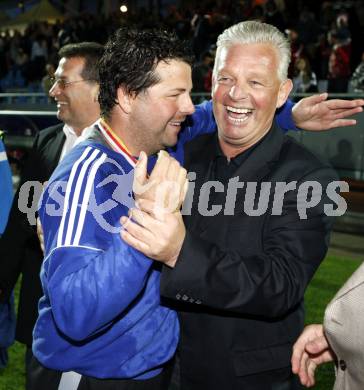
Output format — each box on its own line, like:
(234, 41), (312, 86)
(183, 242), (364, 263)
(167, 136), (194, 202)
(0, 42), (102, 388)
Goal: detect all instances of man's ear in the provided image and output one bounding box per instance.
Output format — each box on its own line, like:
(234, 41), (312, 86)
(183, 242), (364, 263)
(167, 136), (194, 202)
(276, 79), (293, 109)
(116, 86), (134, 114)
(91, 84), (99, 102)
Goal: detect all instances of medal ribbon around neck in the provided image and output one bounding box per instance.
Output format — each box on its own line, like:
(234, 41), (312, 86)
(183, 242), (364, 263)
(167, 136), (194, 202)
(97, 118), (137, 167)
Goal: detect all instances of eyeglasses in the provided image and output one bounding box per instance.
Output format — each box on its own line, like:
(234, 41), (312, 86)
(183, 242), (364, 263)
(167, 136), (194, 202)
(50, 77), (95, 89)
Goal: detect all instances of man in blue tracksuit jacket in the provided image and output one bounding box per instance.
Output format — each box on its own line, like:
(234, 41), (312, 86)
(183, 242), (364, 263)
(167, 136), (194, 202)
(33, 27), (363, 390)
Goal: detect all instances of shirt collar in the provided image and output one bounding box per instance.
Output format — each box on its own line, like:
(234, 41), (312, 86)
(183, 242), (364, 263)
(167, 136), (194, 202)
(213, 131), (268, 168)
(62, 124), (77, 138)
(63, 121), (99, 146)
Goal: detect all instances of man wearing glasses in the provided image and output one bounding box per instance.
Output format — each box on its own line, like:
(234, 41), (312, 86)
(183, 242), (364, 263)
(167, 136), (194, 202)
(0, 42), (103, 388)
(49, 43), (102, 158)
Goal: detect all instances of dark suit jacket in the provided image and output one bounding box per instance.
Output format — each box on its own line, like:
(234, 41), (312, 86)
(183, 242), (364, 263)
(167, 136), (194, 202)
(0, 123), (64, 346)
(161, 124), (337, 389)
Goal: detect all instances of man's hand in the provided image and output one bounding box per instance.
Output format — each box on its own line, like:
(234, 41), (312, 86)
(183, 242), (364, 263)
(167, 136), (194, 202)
(291, 324), (336, 387)
(133, 150), (188, 215)
(120, 199), (185, 268)
(292, 93), (364, 131)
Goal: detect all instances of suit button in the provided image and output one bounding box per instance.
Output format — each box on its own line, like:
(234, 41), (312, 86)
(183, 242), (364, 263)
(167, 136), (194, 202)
(176, 294), (181, 300)
(339, 360), (346, 371)
(182, 294), (189, 301)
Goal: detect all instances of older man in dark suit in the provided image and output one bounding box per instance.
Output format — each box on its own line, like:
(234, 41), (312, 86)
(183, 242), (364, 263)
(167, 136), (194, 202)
(121, 21), (355, 390)
(0, 42), (102, 385)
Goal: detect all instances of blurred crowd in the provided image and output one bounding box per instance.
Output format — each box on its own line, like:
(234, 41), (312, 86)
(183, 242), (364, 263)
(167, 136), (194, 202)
(0, 0), (363, 94)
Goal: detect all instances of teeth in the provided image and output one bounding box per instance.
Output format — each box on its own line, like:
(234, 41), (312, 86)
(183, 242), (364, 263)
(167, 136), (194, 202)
(226, 106), (252, 114)
(228, 116), (249, 124)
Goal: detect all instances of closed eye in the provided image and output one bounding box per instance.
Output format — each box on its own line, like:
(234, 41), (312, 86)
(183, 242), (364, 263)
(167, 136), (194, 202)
(217, 76), (233, 84)
(250, 80), (263, 87)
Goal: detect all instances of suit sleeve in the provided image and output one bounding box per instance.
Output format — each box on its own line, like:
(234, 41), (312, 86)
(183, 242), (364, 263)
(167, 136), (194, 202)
(39, 148), (153, 341)
(0, 133), (43, 302)
(161, 167), (336, 318)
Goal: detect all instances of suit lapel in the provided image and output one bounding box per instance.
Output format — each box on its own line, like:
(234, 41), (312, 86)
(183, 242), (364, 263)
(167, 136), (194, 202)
(49, 127), (66, 169)
(184, 134), (216, 232)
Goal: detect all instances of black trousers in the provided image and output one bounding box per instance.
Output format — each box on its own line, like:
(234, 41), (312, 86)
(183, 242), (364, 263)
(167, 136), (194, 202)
(27, 356), (173, 390)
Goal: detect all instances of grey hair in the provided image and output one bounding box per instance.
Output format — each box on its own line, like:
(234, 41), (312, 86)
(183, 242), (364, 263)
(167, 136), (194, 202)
(213, 21), (291, 81)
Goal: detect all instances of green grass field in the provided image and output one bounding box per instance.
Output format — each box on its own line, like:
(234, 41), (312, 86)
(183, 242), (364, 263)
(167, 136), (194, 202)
(0, 255), (362, 390)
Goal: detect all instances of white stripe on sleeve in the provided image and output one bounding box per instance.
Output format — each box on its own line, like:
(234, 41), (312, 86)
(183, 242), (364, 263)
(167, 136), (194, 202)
(57, 147), (93, 247)
(64, 149), (102, 246)
(72, 153), (107, 246)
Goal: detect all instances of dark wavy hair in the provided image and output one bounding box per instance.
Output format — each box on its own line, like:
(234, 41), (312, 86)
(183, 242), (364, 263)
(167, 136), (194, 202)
(58, 42), (104, 83)
(98, 27), (194, 118)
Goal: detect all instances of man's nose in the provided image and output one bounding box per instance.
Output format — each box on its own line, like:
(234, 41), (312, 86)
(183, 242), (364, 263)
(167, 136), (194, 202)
(180, 94), (195, 115)
(228, 85), (248, 100)
(49, 80), (60, 98)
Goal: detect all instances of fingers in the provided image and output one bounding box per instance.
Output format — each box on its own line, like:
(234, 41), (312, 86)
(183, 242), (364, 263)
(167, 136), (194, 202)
(291, 325), (317, 373)
(291, 324), (323, 385)
(295, 350), (319, 387)
(133, 151), (148, 195)
(306, 335), (330, 355)
(136, 198), (158, 214)
(120, 213), (154, 243)
(136, 198), (173, 221)
(134, 150), (172, 199)
(176, 164), (187, 194)
(327, 98), (364, 110)
(135, 151), (148, 182)
(325, 118), (357, 129)
(177, 167), (188, 198)
(291, 339), (305, 373)
(302, 93), (328, 106)
(180, 178), (189, 206)
(121, 229), (150, 254)
(166, 158), (181, 182)
(161, 159), (187, 212)
(128, 208), (156, 230)
(171, 163), (188, 209)
(306, 360), (317, 387)
(291, 325), (332, 388)
(298, 351), (311, 386)
(135, 151), (187, 213)
(331, 106), (363, 119)
(150, 151), (185, 184)
(149, 150), (171, 181)
(318, 92), (329, 101)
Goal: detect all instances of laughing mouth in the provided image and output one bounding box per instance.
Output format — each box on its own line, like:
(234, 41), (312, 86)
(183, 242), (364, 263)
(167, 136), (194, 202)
(226, 106), (253, 123)
(56, 101), (68, 108)
(169, 120), (184, 127)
